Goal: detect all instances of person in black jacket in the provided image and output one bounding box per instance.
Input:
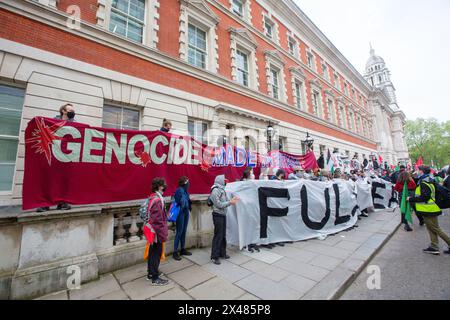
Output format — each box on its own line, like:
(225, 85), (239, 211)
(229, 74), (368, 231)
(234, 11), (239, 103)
(317, 153), (325, 169)
(444, 167), (450, 189)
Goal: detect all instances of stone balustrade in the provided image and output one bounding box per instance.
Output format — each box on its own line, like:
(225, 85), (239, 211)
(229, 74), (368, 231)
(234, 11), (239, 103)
(0, 195), (212, 300)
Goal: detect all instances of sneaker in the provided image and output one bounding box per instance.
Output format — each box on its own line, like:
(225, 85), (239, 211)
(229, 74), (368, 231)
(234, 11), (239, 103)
(423, 247), (440, 255)
(36, 207), (50, 213)
(419, 220), (425, 226)
(212, 258), (221, 265)
(173, 252), (182, 261)
(180, 249), (192, 256)
(57, 203), (71, 210)
(404, 224), (413, 232)
(360, 212), (369, 218)
(152, 278), (169, 286)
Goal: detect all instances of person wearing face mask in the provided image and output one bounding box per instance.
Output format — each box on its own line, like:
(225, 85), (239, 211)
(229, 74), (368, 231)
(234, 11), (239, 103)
(160, 118), (172, 133)
(55, 103), (76, 122)
(209, 175), (239, 265)
(173, 176), (192, 261)
(146, 177), (170, 286)
(36, 103), (76, 213)
(240, 167), (255, 181)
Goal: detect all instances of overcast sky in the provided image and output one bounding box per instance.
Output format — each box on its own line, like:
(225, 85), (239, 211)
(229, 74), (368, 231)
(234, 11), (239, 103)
(293, 0), (450, 121)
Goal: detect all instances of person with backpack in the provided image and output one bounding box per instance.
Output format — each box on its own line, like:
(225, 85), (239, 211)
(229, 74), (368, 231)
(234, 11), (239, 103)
(144, 178), (170, 285)
(209, 175), (239, 265)
(409, 166), (450, 255)
(172, 176), (192, 261)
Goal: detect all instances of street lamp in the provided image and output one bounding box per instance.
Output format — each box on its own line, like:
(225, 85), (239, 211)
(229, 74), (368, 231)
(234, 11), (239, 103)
(266, 122), (274, 152)
(302, 132), (314, 151)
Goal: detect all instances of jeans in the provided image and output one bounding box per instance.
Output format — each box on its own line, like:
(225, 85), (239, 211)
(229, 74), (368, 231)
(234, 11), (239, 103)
(147, 241), (163, 280)
(423, 215), (450, 250)
(174, 210), (189, 252)
(211, 212), (227, 260)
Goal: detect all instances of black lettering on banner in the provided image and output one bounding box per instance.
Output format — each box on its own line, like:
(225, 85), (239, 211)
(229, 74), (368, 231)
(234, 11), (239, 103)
(351, 205), (359, 217)
(333, 184), (350, 225)
(301, 185), (330, 230)
(372, 182), (386, 209)
(258, 187), (290, 239)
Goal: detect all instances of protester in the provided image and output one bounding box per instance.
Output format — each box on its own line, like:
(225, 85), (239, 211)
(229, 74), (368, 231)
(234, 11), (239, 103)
(36, 103), (76, 213)
(160, 118), (172, 133)
(395, 171), (416, 232)
(288, 166), (304, 180)
(209, 175), (239, 265)
(241, 167), (255, 181)
(409, 166), (450, 255)
(173, 176), (192, 261)
(259, 167), (270, 180)
(444, 167), (450, 189)
(271, 169), (286, 181)
(317, 153), (325, 169)
(390, 165), (406, 184)
(363, 155), (368, 169)
(146, 178), (169, 285)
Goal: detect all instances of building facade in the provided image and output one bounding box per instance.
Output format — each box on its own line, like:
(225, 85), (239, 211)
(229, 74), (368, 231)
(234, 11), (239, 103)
(0, 0), (408, 207)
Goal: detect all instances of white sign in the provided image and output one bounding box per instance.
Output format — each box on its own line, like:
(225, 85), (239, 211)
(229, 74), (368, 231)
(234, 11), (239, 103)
(225, 180), (361, 249)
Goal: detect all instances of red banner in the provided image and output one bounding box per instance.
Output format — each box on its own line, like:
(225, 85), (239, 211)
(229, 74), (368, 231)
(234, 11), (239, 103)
(23, 117), (318, 210)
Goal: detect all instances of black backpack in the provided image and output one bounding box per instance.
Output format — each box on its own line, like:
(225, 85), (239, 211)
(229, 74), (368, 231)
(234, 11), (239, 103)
(207, 186), (218, 207)
(434, 182), (450, 209)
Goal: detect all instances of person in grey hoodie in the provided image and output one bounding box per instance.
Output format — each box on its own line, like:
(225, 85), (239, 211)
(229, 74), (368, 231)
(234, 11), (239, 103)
(210, 175), (239, 265)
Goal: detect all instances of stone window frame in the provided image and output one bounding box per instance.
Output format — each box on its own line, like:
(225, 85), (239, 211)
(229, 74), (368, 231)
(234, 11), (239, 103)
(333, 72), (340, 90)
(229, 27), (259, 90)
(102, 103), (142, 131)
(264, 50), (287, 103)
(179, 0), (220, 73)
(229, 0), (252, 24)
(321, 61), (330, 81)
(324, 89), (336, 124)
(32, 0), (57, 8)
(287, 33), (299, 59)
(306, 48), (316, 72)
(97, 0), (160, 48)
(188, 117), (210, 145)
(348, 105), (356, 132)
(289, 67), (307, 111)
(262, 13), (280, 45)
(337, 97), (347, 129)
(309, 78), (323, 118)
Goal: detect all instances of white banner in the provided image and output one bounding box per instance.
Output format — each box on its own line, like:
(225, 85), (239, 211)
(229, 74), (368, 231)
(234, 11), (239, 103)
(356, 180), (374, 211)
(368, 177), (397, 209)
(225, 180), (361, 250)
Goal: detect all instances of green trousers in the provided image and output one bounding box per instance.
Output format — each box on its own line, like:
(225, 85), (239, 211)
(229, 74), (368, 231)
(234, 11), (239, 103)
(423, 215), (450, 250)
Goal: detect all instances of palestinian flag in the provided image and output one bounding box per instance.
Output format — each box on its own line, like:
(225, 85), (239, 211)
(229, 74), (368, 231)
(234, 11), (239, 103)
(326, 149), (334, 174)
(400, 182), (413, 224)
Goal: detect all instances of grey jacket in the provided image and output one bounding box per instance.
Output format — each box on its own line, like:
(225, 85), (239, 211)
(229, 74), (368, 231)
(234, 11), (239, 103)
(210, 175), (231, 215)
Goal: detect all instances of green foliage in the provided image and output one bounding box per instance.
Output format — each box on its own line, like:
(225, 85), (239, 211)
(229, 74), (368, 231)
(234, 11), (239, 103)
(405, 118), (450, 169)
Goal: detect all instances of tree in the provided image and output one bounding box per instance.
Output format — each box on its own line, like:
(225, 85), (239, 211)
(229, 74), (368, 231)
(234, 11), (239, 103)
(405, 118), (450, 169)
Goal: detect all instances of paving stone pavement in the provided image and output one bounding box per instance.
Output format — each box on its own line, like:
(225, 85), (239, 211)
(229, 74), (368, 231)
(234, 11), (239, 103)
(35, 208), (401, 300)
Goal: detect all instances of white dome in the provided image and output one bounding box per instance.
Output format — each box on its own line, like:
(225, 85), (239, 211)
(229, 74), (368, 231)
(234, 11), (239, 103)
(366, 47), (385, 69)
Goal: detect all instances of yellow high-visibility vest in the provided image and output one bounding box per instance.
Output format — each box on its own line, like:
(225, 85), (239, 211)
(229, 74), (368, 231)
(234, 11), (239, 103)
(415, 181), (441, 214)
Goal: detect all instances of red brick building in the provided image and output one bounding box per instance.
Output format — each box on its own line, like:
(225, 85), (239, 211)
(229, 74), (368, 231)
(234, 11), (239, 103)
(0, 0), (407, 206)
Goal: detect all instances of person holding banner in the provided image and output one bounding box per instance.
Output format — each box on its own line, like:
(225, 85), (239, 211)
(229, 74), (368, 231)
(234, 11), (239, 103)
(210, 175), (240, 265)
(146, 178), (170, 286)
(36, 103), (76, 213)
(173, 176), (192, 261)
(160, 118), (172, 133)
(240, 167), (255, 181)
(409, 166), (450, 255)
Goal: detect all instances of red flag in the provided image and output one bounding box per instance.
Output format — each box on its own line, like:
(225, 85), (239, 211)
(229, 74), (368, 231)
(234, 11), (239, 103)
(378, 155), (383, 163)
(416, 156), (423, 166)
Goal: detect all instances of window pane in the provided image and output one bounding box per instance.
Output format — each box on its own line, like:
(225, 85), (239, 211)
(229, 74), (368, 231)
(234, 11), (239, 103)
(188, 120), (195, 137)
(0, 85), (24, 137)
(0, 163), (15, 192)
(0, 138), (19, 162)
(188, 24), (196, 46)
(112, 0), (128, 13)
(122, 108), (139, 129)
(109, 12), (127, 37)
(102, 106), (122, 129)
(127, 20), (143, 43)
(129, 0), (145, 21)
